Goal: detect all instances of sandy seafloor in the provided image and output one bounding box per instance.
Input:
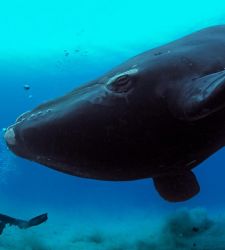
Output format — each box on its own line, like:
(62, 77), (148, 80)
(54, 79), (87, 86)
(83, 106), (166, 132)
(2, 207), (225, 250)
(2, 0), (225, 249)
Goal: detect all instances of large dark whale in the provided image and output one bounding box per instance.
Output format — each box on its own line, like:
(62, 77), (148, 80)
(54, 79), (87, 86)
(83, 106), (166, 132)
(4, 25), (225, 202)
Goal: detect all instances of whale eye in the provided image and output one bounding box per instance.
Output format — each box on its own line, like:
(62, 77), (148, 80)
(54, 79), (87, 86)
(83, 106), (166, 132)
(107, 74), (133, 93)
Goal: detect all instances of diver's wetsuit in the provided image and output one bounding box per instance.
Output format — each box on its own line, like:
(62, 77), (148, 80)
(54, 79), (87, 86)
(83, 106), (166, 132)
(0, 213), (48, 235)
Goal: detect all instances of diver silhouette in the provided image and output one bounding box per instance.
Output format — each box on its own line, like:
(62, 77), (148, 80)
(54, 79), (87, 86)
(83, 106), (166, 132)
(0, 213), (48, 235)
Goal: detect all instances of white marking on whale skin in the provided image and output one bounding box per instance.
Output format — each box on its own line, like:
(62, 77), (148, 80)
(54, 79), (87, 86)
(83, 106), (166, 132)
(16, 110), (31, 122)
(4, 127), (16, 146)
(185, 160), (197, 167)
(27, 109), (53, 121)
(76, 69), (139, 105)
(106, 68), (139, 86)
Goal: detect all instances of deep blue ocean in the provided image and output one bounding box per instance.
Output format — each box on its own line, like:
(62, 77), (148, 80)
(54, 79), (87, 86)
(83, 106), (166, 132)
(1, 0), (225, 249)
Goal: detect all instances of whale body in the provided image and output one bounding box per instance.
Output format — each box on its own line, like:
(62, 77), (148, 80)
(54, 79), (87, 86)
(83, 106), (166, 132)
(5, 25), (225, 202)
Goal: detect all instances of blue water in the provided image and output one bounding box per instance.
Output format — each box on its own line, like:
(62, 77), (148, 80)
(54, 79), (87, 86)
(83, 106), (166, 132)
(1, 0), (225, 249)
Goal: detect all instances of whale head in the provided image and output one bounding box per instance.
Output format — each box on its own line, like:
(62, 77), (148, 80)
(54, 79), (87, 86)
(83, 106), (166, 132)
(4, 68), (150, 179)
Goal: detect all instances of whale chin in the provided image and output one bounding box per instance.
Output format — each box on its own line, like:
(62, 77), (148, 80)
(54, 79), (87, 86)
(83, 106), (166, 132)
(4, 124), (31, 161)
(4, 127), (16, 146)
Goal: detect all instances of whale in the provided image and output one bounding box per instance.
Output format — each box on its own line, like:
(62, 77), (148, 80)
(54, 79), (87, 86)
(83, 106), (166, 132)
(4, 25), (225, 202)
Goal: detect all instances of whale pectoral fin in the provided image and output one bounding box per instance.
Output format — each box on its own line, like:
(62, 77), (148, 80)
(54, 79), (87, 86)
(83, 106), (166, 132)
(169, 70), (225, 121)
(153, 171), (200, 202)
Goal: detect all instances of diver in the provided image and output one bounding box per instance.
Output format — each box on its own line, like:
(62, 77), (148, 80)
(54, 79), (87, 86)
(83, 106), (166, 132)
(0, 212), (48, 235)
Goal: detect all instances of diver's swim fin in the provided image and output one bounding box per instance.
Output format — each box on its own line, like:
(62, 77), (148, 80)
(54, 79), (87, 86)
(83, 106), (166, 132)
(153, 171), (200, 202)
(0, 222), (5, 235)
(18, 213), (48, 229)
(0, 213), (48, 235)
